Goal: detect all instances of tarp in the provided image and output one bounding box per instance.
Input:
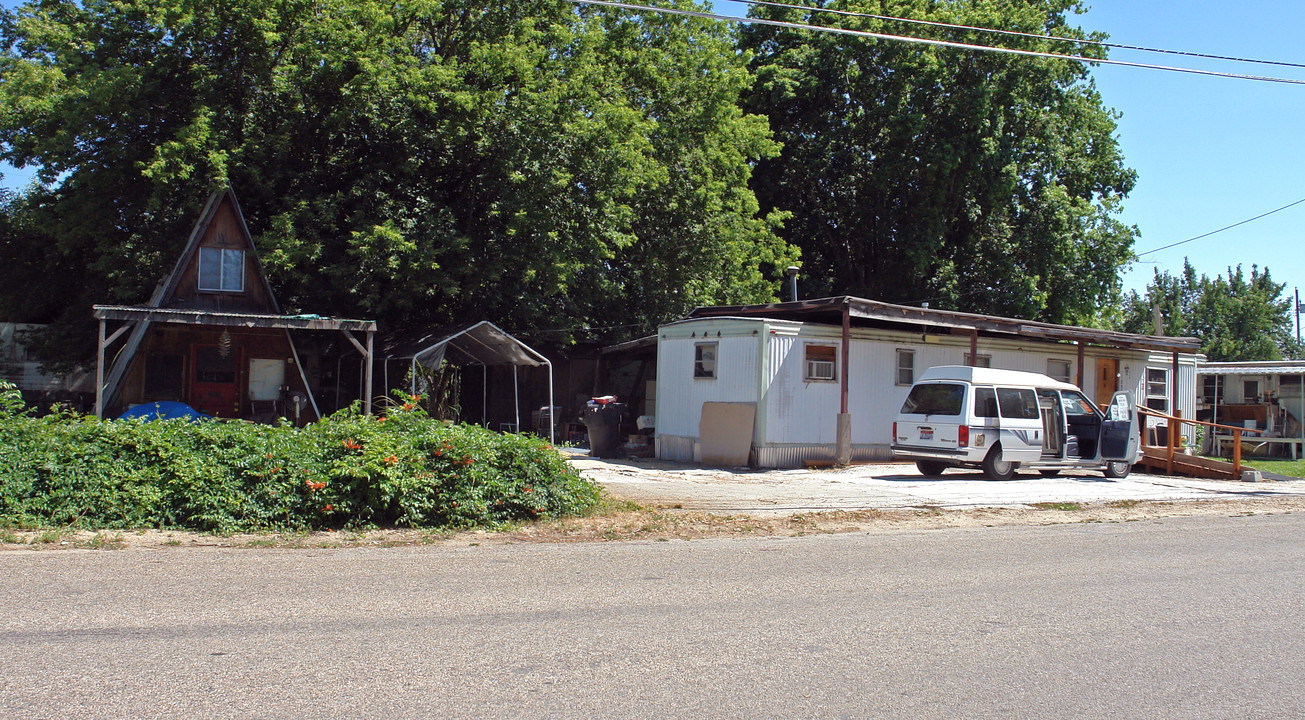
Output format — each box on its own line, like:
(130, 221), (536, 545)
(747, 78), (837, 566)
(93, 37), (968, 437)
(117, 401), (211, 421)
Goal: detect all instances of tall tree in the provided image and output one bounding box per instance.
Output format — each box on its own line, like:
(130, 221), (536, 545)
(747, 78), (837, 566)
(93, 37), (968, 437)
(738, 0), (1136, 323)
(0, 0), (795, 368)
(1118, 259), (1301, 361)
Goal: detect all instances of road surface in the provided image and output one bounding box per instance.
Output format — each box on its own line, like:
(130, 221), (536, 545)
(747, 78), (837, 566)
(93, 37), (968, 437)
(3, 513), (1304, 718)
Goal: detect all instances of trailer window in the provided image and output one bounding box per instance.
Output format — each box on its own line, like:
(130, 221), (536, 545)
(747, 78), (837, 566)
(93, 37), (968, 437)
(996, 387), (1039, 420)
(900, 383), (964, 416)
(694, 342), (717, 379)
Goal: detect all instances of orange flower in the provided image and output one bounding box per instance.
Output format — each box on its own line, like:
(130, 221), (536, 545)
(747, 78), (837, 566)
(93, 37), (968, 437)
(377, 416), (387, 423)
(323, 504), (333, 512)
(384, 455), (399, 465)
(342, 438), (362, 450)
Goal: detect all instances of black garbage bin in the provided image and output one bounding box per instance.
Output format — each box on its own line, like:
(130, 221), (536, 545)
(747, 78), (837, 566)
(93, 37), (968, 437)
(583, 402), (625, 458)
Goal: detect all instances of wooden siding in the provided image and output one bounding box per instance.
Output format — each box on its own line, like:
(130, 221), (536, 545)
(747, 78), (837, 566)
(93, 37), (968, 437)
(163, 197), (276, 314)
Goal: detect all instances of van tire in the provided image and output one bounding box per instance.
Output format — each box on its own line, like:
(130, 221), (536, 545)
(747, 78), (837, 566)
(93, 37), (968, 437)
(915, 460), (949, 477)
(1103, 461), (1132, 479)
(982, 446), (1017, 480)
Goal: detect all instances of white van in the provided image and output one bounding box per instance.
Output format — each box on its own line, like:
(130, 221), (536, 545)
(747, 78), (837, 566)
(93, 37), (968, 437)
(891, 366), (1141, 480)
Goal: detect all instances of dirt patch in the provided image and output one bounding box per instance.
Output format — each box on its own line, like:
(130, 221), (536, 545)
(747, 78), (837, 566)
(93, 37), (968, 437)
(4, 495), (1303, 552)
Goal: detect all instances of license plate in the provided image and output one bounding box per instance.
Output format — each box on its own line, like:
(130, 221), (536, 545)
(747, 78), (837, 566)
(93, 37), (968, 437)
(919, 428), (933, 440)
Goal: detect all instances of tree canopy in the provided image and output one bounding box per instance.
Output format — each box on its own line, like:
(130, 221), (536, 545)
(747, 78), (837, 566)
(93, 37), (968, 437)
(1117, 259), (1301, 361)
(0, 0), (794, 367)
(738, 0), (1136, 324)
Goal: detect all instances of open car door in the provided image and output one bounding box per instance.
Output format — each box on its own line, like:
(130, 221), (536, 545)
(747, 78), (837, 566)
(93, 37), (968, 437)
(1099, 391), (1140, 461)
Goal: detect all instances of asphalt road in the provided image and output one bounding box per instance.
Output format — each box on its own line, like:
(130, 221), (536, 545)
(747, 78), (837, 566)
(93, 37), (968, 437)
(4, 514), (1304, 719)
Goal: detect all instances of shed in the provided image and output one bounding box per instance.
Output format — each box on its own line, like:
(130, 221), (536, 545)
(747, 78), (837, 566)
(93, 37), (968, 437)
(655, 296), (1203, 467)
(380, 321), (555, 442)
(92, 188), (377, 422)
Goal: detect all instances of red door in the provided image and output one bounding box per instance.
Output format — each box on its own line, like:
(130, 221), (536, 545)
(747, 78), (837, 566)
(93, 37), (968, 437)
(190, 345), (242, 417)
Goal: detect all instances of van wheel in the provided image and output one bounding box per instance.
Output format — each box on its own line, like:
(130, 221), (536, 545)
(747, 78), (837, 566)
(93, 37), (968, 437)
(915, 460), (949, 477)
(982, 446), (1017, 480)
(1103, 461), (1132, 479)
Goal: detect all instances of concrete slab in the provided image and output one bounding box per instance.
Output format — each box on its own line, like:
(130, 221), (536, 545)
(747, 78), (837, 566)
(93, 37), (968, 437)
(565, 450), (1305, 514)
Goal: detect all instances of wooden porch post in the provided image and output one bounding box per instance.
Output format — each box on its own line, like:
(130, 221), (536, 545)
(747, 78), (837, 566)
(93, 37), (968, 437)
(1076, 342), (1086, 389)
(969, 330), (978, 366)
(363, 330), (375, 415)
(95, 318), (107, 419)
(836, 300), (852, 464)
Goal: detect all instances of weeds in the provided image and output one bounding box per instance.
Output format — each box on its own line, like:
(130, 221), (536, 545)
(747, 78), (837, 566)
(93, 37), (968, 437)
(1031, 502), (1083, 511)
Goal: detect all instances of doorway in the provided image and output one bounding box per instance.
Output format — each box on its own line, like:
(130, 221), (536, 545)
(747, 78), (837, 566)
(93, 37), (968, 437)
(1096, 358), (1119, 406)
(191, 344), (242, 417)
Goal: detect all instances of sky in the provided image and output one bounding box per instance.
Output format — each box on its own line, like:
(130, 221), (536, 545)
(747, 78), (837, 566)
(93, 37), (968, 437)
(2, 0), (1304, 309)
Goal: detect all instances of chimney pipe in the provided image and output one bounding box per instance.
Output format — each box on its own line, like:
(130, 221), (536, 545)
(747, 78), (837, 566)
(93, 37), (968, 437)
(785, 266), (799, 302)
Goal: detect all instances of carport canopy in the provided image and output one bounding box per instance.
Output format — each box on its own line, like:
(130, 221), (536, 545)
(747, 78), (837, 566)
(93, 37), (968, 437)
(381, 321), (554, 442)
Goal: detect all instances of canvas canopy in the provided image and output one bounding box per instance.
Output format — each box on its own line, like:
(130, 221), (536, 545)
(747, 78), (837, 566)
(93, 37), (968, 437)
(381, 321), (554, 442)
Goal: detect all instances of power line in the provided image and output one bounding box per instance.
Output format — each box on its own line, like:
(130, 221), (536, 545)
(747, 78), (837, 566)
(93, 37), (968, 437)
(737, 0), (1305, 70)
(564, 0), (1305, 85)
(1138, 196), (1305, 256)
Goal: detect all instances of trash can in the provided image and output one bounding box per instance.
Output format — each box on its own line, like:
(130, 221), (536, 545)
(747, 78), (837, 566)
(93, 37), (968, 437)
(583, 402), (625, 458)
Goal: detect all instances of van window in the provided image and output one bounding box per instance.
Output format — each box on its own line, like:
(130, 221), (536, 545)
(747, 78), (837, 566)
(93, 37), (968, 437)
(901, 383), (964, 416)
(973, 387), (998, 418)
(996, 387), (1039, 420)
(1061, 391), (1098, 417)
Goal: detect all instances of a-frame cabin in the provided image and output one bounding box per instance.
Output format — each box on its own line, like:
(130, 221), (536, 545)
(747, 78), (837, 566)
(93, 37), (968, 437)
(93, 189), (376, 422)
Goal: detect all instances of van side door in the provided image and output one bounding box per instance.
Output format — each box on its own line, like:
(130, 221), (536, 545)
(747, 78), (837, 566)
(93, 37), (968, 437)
(995, 386), (1042, 462)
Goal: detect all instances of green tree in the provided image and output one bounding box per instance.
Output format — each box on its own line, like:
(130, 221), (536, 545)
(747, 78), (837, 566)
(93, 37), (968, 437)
(1118, 259), (1300, 361)
(738, 0), (1135, 323)
(0, 0), (794, 369)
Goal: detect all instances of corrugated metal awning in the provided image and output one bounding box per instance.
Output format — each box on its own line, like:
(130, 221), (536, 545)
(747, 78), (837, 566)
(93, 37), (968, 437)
(1198, 362), (1305, 376)
(688, 295), (1201, 354)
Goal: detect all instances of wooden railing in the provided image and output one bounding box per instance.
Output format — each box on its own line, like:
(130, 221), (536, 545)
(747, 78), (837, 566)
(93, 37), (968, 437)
(1137, 407), (1263, 478)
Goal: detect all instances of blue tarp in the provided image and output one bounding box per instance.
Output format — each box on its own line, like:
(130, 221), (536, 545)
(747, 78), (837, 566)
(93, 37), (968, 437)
(116, 401), (212, 422)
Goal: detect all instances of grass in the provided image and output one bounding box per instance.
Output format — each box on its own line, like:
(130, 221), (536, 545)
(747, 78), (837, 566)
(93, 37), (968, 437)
(1238, 458), (1305, 478)
(1031, 501), (1083, 512)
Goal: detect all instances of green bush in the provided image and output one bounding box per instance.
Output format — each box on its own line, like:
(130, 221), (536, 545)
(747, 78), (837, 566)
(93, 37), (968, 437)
(0, 384), (601, 533)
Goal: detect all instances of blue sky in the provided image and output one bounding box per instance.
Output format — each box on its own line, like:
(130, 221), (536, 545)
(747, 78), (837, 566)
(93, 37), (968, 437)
(3, 0), (1304, 305)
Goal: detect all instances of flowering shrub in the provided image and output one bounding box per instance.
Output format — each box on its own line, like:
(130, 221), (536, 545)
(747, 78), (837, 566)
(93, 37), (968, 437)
(0, 384), (601, 533)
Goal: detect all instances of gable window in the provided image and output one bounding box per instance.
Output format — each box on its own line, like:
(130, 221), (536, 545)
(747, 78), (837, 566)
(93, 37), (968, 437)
(1146, 367), (1169, 412)
(895, 349), (914, 386)
(198, 247), (245, 292)
(804, 344), (837, 381)
(1047, 359), (1072, 384)
(694, 342), (717, 379)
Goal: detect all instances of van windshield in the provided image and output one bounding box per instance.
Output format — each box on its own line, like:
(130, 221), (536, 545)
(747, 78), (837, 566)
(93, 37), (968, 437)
(901, 383), (965, 416)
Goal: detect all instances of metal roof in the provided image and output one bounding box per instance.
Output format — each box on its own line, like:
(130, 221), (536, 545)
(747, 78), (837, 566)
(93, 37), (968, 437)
(688, 296), (1202, 354)
(382, 321), (549, 368)
(93, 306), (375, 332)
(1197, 360), (1305, 376)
